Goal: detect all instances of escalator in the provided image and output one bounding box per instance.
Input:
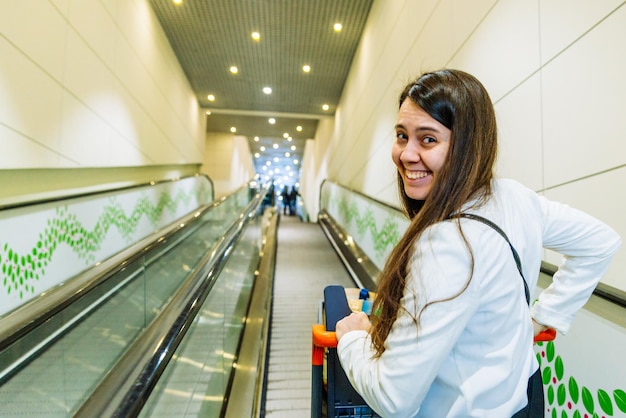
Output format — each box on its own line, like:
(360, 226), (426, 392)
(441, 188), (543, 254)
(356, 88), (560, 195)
(0, 183), (273, 417)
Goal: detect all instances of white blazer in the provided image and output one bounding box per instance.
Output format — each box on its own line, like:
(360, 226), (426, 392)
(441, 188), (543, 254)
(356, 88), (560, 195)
(337, 178), (621, 417)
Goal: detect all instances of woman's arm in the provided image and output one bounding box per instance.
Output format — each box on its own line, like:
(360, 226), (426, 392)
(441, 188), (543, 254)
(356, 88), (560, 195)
(532, 196), (621, 334)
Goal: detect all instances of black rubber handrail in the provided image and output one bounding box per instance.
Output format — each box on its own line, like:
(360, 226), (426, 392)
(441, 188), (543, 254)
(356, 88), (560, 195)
(319, 178), (401, 215)
(74, 186), (267, 417)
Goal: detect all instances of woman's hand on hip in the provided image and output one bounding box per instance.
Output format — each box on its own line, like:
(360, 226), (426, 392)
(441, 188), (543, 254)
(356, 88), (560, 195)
(532, 318), (548, 336)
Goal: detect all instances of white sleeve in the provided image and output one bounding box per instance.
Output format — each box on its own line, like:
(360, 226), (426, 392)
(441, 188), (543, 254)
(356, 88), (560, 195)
(531, 196), (621, 334)
(337, 223), (479, 417)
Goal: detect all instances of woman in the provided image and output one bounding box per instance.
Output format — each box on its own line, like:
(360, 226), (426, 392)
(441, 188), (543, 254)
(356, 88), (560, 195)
(335, 69), (620, 417)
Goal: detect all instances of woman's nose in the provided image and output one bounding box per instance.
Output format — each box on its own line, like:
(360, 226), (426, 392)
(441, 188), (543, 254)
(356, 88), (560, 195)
(401, 140), (420, 163)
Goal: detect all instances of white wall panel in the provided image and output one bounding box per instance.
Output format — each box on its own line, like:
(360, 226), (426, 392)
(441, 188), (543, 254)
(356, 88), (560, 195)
(58, 92), (115, 165)
(541, 5), (626, 187)
(108, 134), (150, 166)
(50, 0), (70, 13)
(134, 117), (183, 164)
(403, 0), (454, 72)
(0, 0), (67, 81)
(202, 133), (254, 198)
(449, 0), (541, 101)
(451, 0), (498, 54)
(0, 125), (61, 168)
(0, 0), (202, 171)
(544, 167), (625, 290)
(539, 0), (624, 64)
(65, 0), (118, 70)
(495, 73), (544, 190)
(0, 38), (63, 152)
(112, 32), (157, 121)
(359, 138), (398, 206)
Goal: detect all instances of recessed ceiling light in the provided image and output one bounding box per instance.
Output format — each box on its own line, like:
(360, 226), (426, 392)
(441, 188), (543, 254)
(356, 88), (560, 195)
(254, 153), (260, 158)
(334, 23), (343, 32)
(230, 66), (238, 74)
(254, 136), (259, 142)
(272, 144), (279, 149)
(263, 87), (272, 94)
(291, 145), (296, 151)
(296, 126), (302, 131)
(260, 146), (266, 151)
(173, 0), (183, 4)
(266, 161), (271, 166)
(294, 159), (299, 164)
(273, 157), (279, 162)
(251, 31), (261, 41)
(283, 133), (289, 138)
(322, 104), (330, 111)
(268, 118), (276, 124)
(206, 111), (211, 115)
(230, 127), (237, 133)
(207, 94), (215, 101)
(287, 137), (293, 142)
(285, 152), (291, 157)
(302, 65), (311, 73)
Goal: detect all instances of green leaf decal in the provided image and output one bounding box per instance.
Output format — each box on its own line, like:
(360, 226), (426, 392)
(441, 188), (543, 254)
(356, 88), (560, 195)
(543, 366), (552, 385)
(558, 383), (566, 406)
(582, 386), (594, 413)
(615, 389), (626, 413)
(1, 181), (210, 299)
(547, 341), (555, 362)
(598, 389), (613, 415)
(573, 411), (582, 418)
(554, 356), (563, 380)
(333, 195), (402, 261)
(548, 384), (555, 405)
(561, 411), (568, 418)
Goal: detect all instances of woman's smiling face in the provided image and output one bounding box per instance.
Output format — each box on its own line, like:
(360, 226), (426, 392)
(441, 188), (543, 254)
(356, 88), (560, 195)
(392, 98), (452, 201)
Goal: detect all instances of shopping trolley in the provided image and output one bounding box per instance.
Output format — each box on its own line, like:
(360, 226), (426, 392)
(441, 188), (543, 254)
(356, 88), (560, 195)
(311, 285), (380, 418)
(311, 285), (556, 418)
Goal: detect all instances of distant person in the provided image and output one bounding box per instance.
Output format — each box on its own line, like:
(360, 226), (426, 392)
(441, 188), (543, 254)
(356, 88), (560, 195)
(334, 69), (620, 417)
(259, 182), (274, 214)
(281, 186), (291, 215)
(289, 186), (299, 216)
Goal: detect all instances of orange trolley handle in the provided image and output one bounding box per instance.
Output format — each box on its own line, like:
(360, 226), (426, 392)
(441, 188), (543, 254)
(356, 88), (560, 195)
(312, 324), (338, 348)
(311, 324), (338, 366)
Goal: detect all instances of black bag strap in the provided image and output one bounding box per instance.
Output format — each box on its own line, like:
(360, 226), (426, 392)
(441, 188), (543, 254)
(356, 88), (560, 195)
(453, 213), (530, 305)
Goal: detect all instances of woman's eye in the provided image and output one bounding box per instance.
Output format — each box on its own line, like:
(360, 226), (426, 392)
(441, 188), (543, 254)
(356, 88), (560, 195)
(396, 132), (408, 141)
(422, 136), (436, 144)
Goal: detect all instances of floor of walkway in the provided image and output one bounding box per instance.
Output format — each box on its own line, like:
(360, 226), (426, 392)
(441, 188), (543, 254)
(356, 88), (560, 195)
(264, 214), (355, 418)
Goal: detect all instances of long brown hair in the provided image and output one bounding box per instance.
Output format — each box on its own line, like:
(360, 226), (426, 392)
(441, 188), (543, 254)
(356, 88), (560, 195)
(370, 69), (498, 356)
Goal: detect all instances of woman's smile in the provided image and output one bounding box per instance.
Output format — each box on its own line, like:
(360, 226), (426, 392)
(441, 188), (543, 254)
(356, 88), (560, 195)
(392, 99), (451, 200)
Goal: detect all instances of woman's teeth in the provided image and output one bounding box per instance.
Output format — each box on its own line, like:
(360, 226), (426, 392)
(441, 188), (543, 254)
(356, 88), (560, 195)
(406, 171), (429, 179)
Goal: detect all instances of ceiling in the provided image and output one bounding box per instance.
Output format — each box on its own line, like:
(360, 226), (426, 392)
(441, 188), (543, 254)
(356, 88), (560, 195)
(149, 0), (374, 187)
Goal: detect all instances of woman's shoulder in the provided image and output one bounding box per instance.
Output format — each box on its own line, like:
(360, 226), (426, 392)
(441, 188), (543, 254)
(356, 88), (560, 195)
(493, 178), (534, 195)
(490, 178), (543, 209)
